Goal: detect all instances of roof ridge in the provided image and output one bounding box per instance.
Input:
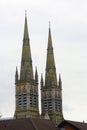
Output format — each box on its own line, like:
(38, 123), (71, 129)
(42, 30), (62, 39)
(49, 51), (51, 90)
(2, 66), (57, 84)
(30, 118), (38, 130)
(66, 120), (87, 124)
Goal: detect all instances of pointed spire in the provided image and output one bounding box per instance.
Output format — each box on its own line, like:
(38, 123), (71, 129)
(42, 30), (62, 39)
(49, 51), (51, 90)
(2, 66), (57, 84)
(45, 23), (57, 87)
(20, 13), (33, 81)
(15, 66), (18, 83)
(23, 11), (29, 41)
(48, 22), (53, 49)
(41, 73), (43, 87)
(35, 67), (38, 82)
(59, 73), (62, 88)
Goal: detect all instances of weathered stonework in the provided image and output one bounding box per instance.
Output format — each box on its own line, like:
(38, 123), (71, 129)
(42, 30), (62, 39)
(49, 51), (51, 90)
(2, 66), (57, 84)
(41, 26), (63, 125)
(15, 14), (63, 124)
(14, 15), (39, 118)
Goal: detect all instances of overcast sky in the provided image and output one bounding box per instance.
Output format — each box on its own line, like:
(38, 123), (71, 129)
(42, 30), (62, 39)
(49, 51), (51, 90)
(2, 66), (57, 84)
(0, 0), (87, 122)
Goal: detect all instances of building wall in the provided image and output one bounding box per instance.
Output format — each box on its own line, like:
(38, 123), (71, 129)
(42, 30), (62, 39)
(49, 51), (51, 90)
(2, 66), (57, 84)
(15, 81), (39, 118)
(41, 86), (63, 125)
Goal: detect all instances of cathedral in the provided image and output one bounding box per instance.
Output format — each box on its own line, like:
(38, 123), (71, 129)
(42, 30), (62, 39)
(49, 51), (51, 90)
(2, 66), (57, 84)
(14, 14), (63, 125)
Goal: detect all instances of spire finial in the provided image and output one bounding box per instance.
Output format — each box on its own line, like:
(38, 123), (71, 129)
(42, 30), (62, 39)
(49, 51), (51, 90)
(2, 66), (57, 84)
(47, 20), (53, 50)
(23, 10), (29, 40)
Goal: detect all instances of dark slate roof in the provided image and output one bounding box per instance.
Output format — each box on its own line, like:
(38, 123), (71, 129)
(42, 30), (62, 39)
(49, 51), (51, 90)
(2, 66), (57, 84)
(0, 118), (59, 130)
(58, 120), (87, 130)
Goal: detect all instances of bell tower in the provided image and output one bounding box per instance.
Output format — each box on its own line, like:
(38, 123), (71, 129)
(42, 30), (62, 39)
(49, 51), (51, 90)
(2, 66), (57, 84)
(14, 13), (39, 118)
(41, 24), (63, 124)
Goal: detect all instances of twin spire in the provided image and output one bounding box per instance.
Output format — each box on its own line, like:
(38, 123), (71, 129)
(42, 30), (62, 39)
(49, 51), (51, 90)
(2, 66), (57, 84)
(15, 13), (63, 123)
(15, 13), (61, 87)
(15, 13), (34, 82)
(20, 13), (34, 81)
(45, 23), (57, 87)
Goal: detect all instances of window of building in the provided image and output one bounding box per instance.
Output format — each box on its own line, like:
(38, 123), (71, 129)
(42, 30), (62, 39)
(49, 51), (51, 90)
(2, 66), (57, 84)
(54, 97), (61, 112)
(58, 103), (61, 112)
(23, 93), (27, 107)
(43, 97), (47, 111)
(55, 99), (57, 111)
(30, 95), (33, 107)
(18, 102), (22, 107)
(30, 87), (33, 107)
(34, 95), (37, 107)
(18, 93), (22, 107)
(48, 97), (52, 111)
(57, 97), (61, 112)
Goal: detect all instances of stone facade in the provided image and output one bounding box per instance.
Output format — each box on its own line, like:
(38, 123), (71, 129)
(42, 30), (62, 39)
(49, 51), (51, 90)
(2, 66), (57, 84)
(14, 15), (39, 118)
(41, 26), (63, 124)
(14, 14), (63, 124)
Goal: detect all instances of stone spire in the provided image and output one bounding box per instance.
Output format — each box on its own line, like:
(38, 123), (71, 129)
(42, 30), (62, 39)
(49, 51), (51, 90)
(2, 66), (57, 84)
(41, 24), (63, 125)
(15, 66), (18, 83)
(35, 67), (38, 82)
(15, 13), (39, 119)
(20, 13), (33, 81)
(41, 73), (44, 87)
(23, 11), (29, 41)
(59, 73), (62, 88)
(45, 24), (57, 87)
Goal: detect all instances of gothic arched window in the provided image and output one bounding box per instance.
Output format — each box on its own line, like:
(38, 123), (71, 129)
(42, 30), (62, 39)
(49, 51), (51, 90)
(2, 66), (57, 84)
(57, 97), (61, 112)
(54, 93), (57, 111)
(34, 95), (37, 107)
(43, 96), (47, 111)
(23, 91), (27, 107)
(30, 87), (33, 107)
(18, 92), (22, 107)
(48, 96), (52, 111)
